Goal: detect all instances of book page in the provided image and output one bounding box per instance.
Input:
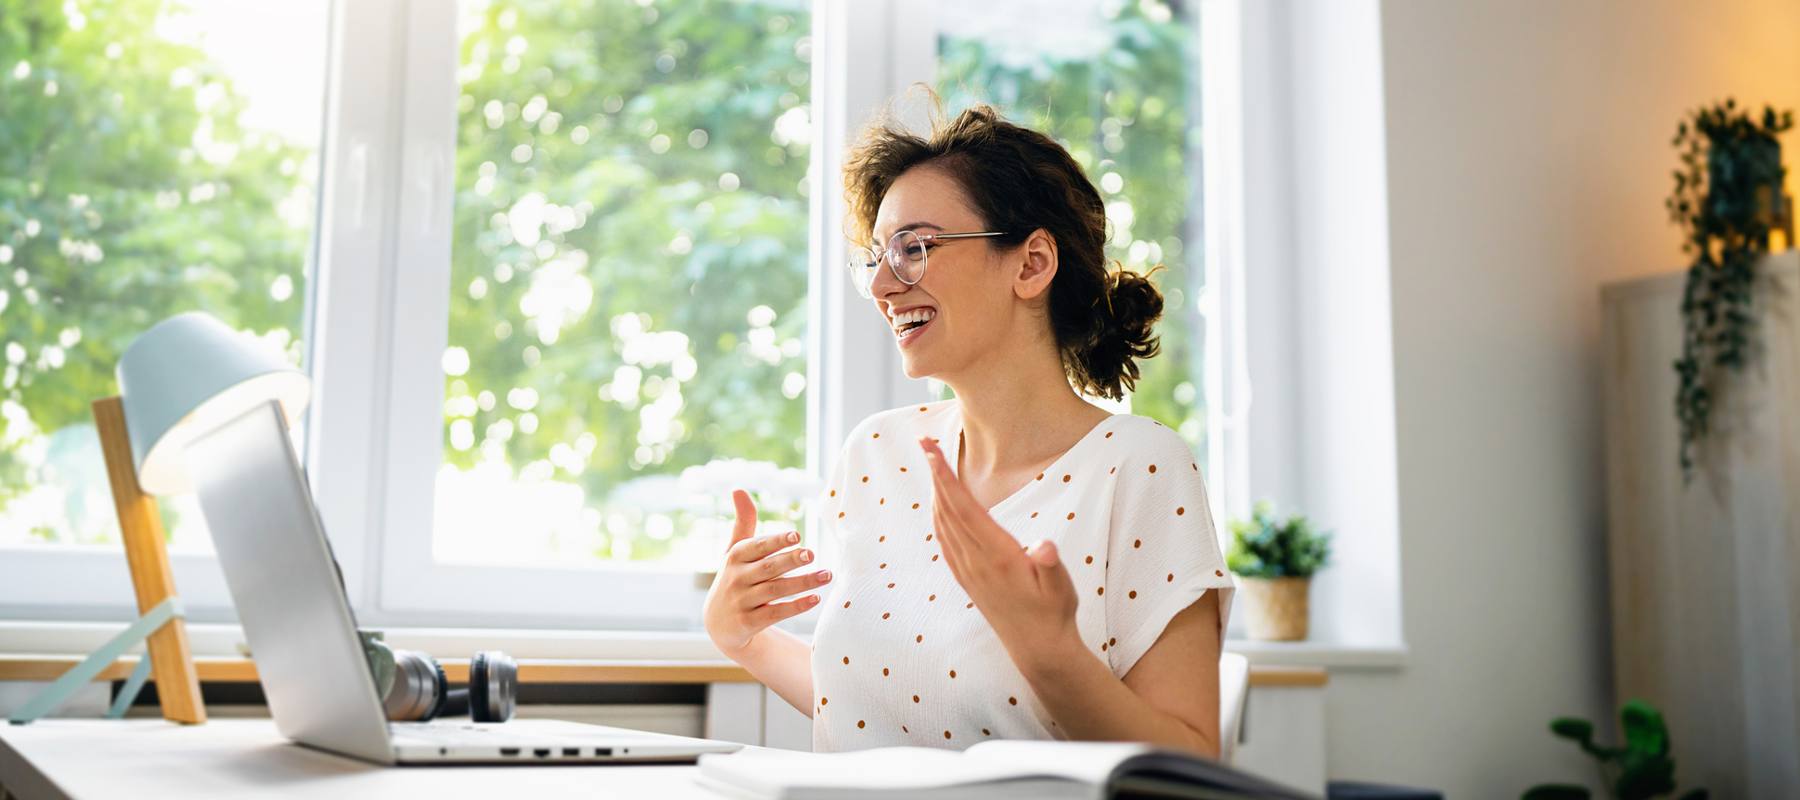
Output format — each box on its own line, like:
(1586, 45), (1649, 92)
(697, 746), (1087, 794)
(966, 741), (1318, 799)
(962, 740), (1153, 784)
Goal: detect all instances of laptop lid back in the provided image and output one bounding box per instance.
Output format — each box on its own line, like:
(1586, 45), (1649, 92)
(187, 400), (395, 764)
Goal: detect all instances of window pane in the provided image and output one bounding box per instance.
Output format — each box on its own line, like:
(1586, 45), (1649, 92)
(935, 0), (1207, 452)
(438, 0), (813, 568)
(0, 0), (326, 550)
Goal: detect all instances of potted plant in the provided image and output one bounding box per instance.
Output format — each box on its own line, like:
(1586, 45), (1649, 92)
(1226, 501), (1331, 641)
(1523, 698), (1707, 800)
(1666, 99), (1793, 479)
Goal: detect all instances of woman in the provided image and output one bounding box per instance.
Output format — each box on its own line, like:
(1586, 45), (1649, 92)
(702, 104), (1235, 757)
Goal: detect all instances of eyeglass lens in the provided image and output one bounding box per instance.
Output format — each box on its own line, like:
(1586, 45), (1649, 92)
(848, 230), (928, 297)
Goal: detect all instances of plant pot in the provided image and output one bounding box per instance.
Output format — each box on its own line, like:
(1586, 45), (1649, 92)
(1238, 575), (1311, 641)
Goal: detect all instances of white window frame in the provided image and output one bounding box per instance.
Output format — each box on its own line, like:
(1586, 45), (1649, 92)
(1200, 0), (1253, 528)
(311, 0), (945, 630)
(0, 548), (238, 623)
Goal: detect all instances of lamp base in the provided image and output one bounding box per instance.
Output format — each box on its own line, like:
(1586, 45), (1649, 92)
(8, 598), (183, 724)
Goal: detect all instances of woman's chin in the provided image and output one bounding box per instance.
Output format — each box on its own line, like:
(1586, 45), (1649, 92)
(899, 350), (937, 381)
(900, 357), (927, 380)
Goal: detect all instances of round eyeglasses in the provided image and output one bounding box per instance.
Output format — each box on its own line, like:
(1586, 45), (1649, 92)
(846, 229), (1009, 299)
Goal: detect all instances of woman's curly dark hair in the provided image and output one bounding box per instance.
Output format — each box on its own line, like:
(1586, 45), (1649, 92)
(843, 103), (1163, 401)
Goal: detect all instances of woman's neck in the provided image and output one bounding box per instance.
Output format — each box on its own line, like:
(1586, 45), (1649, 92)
(946, 349), (1109, 480)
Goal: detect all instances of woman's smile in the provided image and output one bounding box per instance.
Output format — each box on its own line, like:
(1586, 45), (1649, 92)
(896, 312), (937, 348)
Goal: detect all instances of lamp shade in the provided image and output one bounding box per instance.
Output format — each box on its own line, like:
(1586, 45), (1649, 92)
(116, 312), (311, 495)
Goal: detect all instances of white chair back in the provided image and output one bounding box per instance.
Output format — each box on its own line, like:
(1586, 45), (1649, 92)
(1217, 651), (1250, 764)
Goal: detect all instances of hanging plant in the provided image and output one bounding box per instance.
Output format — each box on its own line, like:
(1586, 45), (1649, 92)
(1665, 99), (1792, 480)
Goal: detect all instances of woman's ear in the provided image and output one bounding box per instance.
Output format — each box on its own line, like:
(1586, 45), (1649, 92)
(1013, 229), (1058, 301)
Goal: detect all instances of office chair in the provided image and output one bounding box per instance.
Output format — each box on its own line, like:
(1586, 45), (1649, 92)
(1218, 651), (1250, 764)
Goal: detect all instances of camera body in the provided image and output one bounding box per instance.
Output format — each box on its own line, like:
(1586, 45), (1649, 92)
(360, 631), (517, 722)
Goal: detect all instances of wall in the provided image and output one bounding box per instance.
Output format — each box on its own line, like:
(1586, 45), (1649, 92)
(1329, 0), (1800, 793)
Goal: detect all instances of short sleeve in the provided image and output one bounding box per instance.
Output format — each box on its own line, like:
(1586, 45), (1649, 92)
(1102, 423), (1236, 677)
(815, 435), (856, 557)
(815, 414), (882, 559)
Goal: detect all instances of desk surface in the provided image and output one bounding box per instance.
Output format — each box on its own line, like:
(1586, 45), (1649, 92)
(0, 719), (731, 799)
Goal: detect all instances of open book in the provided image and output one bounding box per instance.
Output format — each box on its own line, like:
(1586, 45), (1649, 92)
(693, 741), (1320, 800)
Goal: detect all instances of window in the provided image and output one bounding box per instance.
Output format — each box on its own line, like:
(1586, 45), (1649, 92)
(432, 0), (816, 570)
(5, 0), (1233, 633)
(934, 0), (1209, 453)
(0, 0), (327, 612)
(345, 0), (821, 627)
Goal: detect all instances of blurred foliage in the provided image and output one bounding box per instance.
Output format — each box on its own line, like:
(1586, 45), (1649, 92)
(937, 0), (1207, 449)
(0, 0), (312, 542)
(1226, 501), (1331, 579)
(1, 0), (1210, 560)
(442, 0), (814, 561)
(1522, 699), (1707, 800)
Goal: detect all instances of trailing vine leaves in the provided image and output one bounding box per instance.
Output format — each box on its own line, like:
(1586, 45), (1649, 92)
(1666, 99), (1792, 480)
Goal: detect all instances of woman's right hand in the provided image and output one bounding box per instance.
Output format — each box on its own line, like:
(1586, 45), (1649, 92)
(703, 489), (833, 658)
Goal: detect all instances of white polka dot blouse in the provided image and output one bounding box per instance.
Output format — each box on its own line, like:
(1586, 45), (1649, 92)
(809, 400), (1237, 751)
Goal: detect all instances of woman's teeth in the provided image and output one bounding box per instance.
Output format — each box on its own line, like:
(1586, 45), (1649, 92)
(893, 308), (937, 337)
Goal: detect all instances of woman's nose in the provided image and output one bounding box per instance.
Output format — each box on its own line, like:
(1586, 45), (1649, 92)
(868, 254), (907, 298)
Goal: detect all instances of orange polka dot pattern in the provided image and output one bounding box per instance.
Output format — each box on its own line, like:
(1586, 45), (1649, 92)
(807, 400), (1234, 753)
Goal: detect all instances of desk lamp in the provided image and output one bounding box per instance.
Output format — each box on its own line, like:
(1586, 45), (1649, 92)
(9, 312), (310, 725)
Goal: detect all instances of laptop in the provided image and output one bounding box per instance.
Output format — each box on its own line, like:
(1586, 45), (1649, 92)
(186, 399), (744, 765)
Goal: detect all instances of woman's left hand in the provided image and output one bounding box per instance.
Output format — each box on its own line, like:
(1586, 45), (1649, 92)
(919, 436), (1082, 667)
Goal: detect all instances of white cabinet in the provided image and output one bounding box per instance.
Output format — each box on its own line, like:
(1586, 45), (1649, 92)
(1601, 253), (1800, 797)
(1231, 679), (1327, 793)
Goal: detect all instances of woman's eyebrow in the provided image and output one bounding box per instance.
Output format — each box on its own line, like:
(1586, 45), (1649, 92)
(873, 221), (944, 245)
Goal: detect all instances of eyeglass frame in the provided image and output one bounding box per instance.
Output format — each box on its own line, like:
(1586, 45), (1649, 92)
(845, 229), (1010, 298)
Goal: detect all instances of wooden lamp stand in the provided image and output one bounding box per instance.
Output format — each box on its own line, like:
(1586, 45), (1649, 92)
(5, 397), (206, 725)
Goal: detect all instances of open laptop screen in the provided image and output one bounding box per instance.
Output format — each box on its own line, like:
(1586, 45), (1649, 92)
(187, 400), (396, 764)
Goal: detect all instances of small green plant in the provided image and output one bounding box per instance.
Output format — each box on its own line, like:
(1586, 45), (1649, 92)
(1666, 99), (1793, 480)
(1522, 699), (1707, 800)
(1225, 501), (1330, 578)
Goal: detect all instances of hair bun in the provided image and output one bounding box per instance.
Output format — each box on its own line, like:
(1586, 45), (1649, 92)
(1074, 266), (1163, 400)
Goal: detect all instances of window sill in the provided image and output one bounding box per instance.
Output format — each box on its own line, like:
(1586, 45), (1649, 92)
(1225, 639), (1408, 670)
(0, 620), (728, 661)
(0, 620), (1406, 672)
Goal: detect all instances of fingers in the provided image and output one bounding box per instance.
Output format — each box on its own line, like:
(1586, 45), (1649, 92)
(727, 489), (758, 549)
(752, 545), (816, 582)
(920, 436), (950, 482)
(919, 437), (960, 542)
(727, 530), (800, 565)
(930, 489), (967, 581)
(746, 569), (833, 607)
(921, 446), (969, 570)
(749, 594), (821, 627)
(919, 438), (990, 554)
(1027, 539), (1075, 595)
(1027, 539), (1066, 574)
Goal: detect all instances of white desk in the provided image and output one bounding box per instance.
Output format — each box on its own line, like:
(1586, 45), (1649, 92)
(0, 720), (731, 799)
